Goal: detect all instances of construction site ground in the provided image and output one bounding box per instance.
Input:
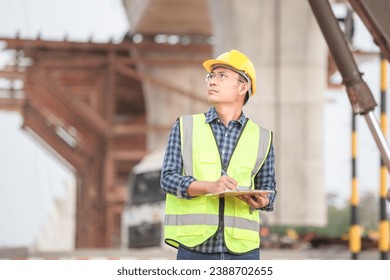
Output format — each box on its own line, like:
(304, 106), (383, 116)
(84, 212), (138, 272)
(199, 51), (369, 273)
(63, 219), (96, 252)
(0, 245), (381, 260)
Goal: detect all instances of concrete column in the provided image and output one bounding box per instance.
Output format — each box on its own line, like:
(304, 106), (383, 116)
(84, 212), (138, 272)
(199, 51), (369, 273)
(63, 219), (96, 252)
(131, 49), (210, 150)
(208, 0), (327, 226)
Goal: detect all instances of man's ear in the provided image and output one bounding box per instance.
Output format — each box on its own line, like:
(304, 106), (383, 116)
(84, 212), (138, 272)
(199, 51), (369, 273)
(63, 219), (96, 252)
(239, 83), (248, 96)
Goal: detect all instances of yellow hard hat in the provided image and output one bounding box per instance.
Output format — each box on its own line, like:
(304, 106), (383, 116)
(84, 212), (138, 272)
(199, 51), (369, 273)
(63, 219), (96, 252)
(202, 49), (256, 96)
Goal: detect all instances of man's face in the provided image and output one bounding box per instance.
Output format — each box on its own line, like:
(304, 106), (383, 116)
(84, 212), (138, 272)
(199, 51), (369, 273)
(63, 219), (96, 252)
(206, 67), (247, 106)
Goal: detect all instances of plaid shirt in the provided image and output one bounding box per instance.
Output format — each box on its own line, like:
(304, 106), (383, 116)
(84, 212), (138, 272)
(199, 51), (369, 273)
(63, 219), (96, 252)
(161, 107), (276, 253)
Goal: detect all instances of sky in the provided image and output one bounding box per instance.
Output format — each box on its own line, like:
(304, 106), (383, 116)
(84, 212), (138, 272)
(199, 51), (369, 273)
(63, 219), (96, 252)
(0, 1), (389, 248)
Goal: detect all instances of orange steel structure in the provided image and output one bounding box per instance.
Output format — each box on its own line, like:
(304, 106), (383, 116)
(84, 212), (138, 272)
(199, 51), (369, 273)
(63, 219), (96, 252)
(0, 35), (211, 247)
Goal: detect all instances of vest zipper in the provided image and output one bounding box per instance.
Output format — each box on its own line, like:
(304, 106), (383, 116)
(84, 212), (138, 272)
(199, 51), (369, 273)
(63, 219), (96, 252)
(208, 117), (250, 246)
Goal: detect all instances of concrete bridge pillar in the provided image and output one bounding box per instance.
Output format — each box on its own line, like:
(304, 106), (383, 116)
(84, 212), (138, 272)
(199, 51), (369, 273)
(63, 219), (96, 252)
(208, 0), (327, 225)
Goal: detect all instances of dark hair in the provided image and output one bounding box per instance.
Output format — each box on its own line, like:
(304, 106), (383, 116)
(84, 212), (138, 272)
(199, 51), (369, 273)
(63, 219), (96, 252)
(243, 92), (250, 105)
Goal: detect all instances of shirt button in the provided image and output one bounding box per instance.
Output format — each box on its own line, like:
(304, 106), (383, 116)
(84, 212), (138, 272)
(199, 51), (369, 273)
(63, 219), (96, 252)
(222, 150), (225, 154)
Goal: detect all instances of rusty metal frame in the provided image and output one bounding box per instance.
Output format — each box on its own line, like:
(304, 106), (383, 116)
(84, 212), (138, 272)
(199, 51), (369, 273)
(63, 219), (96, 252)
(308, 0), (390, 200)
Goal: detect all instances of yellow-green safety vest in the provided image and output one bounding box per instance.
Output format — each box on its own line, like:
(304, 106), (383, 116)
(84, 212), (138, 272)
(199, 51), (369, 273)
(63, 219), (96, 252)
(164, 113), (272, 254)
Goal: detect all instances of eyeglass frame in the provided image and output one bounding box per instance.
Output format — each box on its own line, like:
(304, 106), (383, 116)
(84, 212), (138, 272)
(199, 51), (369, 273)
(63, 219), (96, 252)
(205, 71), (246, 84)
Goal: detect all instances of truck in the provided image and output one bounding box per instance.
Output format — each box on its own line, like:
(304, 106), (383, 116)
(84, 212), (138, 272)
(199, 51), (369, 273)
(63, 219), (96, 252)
(121, 147), (166, 248)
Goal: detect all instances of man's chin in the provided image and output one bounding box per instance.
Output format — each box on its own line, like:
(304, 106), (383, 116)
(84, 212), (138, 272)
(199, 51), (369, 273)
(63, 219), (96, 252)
(207, 96), (217, 105)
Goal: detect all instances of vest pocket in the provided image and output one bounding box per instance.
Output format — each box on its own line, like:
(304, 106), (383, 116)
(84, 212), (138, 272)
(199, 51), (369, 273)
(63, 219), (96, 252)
(176, 198), (208, 236)
(229, 166), (252, 188)
(177, 196), (207, 212)
(231, 200), (259, 242)
(193, 153), (219, 181)
(232, 226), (259, 241)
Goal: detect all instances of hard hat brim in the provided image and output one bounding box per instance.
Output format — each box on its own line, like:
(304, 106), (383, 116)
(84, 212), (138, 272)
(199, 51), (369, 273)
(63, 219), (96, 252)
(202, 59), (238, 73)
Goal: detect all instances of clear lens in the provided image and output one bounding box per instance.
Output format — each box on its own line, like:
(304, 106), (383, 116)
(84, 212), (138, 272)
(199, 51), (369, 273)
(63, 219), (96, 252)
(205, 72), (245, 84)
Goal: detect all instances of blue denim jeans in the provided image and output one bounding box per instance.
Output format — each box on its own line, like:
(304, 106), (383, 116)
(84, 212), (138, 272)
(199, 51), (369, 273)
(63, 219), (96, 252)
(177, 246), (260, 260)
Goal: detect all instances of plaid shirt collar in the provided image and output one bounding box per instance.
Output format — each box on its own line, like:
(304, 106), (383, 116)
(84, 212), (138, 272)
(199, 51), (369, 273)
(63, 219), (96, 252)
(204, 106), (247, 126)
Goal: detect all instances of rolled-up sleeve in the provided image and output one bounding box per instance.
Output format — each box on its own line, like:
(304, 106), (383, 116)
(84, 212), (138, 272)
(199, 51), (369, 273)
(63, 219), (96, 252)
(255, 145), (277, 211)
(160, 120), (195, 199)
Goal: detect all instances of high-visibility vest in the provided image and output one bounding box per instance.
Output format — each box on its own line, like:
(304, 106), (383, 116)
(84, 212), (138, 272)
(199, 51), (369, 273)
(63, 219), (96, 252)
(164, 113), (272, 254)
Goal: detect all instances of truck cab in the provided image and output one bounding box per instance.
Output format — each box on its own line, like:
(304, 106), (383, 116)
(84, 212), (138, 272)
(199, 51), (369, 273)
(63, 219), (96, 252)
(121, 147), (166, 248)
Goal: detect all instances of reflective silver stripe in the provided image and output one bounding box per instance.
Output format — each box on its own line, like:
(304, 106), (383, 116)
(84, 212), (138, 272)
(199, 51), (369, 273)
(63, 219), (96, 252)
(165, 214), (259, 232)
(251, 127), (272, 179)
(181, 115), (194, 176)
(225, 216), (260, 232)
(165, 214), (219, 226)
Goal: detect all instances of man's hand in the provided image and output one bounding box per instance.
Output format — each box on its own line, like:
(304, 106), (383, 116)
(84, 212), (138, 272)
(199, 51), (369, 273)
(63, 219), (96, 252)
(187, 175), (237, 196)
(237, 193), (269, 208)
(215, 174), (238, 192)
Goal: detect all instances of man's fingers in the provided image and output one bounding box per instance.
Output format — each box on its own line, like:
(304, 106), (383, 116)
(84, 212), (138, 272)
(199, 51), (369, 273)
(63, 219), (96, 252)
(220, 175), (237, 191)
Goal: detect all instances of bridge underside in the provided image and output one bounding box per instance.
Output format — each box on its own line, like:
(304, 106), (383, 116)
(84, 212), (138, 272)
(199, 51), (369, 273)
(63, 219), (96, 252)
(0, 36), (210, 247)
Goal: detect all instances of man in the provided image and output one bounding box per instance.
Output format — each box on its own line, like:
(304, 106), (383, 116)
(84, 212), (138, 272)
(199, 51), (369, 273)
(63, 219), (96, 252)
(161, 50), (276, 260)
